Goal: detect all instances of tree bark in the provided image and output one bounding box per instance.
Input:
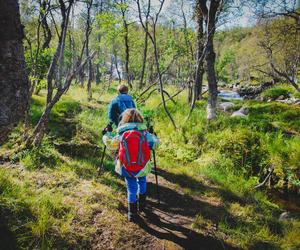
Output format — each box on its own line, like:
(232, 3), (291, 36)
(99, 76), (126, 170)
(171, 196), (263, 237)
(194, 5), (204, 100)
(0, 0), (29, 144)
(205, 0), (219, 120)
(86, 0), (93, 101)
(139, 23), (149, 89)
(120, 2), (132, 88)
(206, 39), (218, 120)
(139, 0), (150, 89)
(96, 64), (101, 85)
(41, 0), (52, 50)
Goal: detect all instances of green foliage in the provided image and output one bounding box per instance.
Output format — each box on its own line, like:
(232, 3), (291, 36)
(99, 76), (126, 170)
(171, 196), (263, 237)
(216, 49), (236, 82)
(261, 86), (291, 99)
(19, 139), (62, 170)
(0, 169), (75, 249)
(293, 92), (300, 98)
(51, 98), (82, 118)
(204, 128), (267, 176)
(281, 221), (300, 249)
(77, 107), (106, 144)
(95, 12), (123, 46)
(247, 101), (300, 133)
(262, 133), (300, 189)
(25, 47), (54, 87)
(2, 84), (300, 249)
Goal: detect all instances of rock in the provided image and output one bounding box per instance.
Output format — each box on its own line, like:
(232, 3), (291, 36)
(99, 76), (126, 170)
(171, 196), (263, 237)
(256, 96), (265, 101)
(231, 107), (249, 118)
(279, 212), (292, 221)
(277, 95), (285, 100)
(279, 99), (294, 104)
(239, 107), (249, 115)
(237, 81), (274, 98)
(231, 111), (247, 118)
(219, 102), (235, 111)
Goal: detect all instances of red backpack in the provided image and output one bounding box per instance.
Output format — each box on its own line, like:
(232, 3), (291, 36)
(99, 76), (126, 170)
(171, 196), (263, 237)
(118, 130), (151, 172)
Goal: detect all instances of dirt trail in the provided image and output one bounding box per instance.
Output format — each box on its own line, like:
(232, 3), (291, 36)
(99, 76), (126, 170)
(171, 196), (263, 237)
(134, 169), (238, 250)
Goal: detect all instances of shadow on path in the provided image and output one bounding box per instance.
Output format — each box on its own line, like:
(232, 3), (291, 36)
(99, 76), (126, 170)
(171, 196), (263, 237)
(136, 176), (240, 250)
(157, 168), (246, 205)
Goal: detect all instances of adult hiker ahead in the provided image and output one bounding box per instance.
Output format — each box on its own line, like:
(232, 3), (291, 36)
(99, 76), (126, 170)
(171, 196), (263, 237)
(108, 84), (136, 127)
(103, 109), (159, 222)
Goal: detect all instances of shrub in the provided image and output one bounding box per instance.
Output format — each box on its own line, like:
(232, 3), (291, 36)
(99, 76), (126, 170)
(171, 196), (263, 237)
(261, 86), (291, 99)
(204, 128), (268, 176)
(19, 139), (62, 170)
(262, 133), (300, 191)
(294, 92), (300, 98)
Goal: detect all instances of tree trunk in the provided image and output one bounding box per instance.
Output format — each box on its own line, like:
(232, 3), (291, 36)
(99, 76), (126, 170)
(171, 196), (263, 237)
(96, 64), (101, 85)
(26, 0), (74, 147)
(139, 0), (150, 90)
(96, 32), (102, 85)
(206, 52), (218, 122)
(86, 0), (93, 101)
(194, 12), (204, 100)
(205, 0), (219, 120)
(122, 9), (132, 88)
(139, 27), (149, 89)
(41, 0), (52, 50)
(0, 0), (29, 144)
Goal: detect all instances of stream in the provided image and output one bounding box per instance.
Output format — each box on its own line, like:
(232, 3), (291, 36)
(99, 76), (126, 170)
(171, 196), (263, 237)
(218, 90), (243, 100)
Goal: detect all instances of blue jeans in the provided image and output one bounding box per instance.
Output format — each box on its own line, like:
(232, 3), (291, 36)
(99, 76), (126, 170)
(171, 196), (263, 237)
(125, 176), (147, 203)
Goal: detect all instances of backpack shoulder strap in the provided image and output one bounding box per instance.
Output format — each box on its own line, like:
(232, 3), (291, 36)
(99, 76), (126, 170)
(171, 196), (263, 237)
(137, 131), (147, 165)
(120, 133), (131, 164)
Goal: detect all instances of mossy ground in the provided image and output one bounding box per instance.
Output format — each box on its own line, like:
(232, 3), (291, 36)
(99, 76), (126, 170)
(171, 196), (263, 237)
(0, 83), (299, 249)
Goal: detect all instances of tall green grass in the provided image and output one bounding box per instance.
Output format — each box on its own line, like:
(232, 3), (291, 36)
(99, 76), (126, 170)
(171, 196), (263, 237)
(1, 83), (300, 249)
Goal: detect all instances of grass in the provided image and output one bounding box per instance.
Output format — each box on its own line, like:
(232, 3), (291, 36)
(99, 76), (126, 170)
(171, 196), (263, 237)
(261, 84), (292, 99)
(1, 83), (300, 249)
(143, 84), (300, 248)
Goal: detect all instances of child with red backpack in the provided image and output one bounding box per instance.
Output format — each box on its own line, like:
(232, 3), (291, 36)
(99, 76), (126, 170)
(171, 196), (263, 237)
(103, 108), (159, 222)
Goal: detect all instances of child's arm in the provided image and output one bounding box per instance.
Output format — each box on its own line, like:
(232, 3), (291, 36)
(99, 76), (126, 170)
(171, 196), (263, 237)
(145, 132), (160, 150)
(102, 132), (120, 151)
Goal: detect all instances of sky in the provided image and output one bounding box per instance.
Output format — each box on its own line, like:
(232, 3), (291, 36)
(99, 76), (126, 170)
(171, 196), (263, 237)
(129, 0), (256, 29)
(69, 0), (299, 30)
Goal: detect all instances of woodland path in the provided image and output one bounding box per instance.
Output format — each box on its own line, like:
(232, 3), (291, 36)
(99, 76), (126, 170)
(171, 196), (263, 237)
(121, 169), (239, 250)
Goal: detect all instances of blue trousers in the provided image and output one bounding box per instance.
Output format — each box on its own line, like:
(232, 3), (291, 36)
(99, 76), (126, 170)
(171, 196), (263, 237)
(124, 176), (147, 203)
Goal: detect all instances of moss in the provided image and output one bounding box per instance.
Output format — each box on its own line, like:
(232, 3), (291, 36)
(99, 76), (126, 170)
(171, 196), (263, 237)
(261, 85), (293, 99)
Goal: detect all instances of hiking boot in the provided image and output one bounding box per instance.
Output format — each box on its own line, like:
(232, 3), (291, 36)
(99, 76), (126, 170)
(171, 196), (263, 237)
(138, 193), (147, 212)
(128, 202), (138, 222)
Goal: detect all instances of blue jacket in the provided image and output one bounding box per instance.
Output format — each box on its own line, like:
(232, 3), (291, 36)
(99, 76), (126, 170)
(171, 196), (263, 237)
(108, 94), (136, 126)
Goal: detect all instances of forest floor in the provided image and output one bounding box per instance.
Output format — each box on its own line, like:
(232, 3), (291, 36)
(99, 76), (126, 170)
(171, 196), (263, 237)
(128, 173), (238, 250)
(1, 85), (300, 249)
(91, 171), (240, 250)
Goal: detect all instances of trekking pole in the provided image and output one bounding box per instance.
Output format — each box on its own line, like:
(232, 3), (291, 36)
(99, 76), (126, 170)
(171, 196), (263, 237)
(152, 149), (160, 204)
(98, 124), (112, 176)
(97, 145), (106, 176)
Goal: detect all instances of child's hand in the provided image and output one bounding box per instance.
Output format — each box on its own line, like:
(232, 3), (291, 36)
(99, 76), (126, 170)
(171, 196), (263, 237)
(148, 126), (154, 134)
(102, 124), (113, 135)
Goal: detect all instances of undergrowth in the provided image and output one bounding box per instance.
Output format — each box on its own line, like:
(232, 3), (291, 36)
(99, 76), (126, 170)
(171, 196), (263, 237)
(1, 84), (299, 249)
